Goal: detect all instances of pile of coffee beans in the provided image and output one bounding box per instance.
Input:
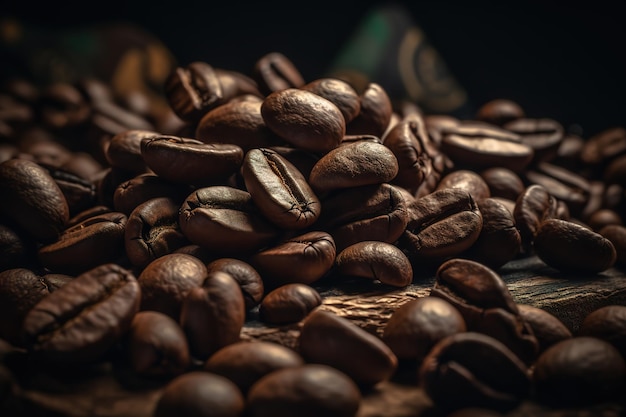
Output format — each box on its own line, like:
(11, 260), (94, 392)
(1, 50), (626, 416)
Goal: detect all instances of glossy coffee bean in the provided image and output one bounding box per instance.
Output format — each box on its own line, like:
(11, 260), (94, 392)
(154, 371), (245, 417)
(436, 169), (491, 201)
(261, 88), (345, 153)
(513, 184), (557, 252)
(204, 340), (304, 394)
(504, 118), (564, 163)
(259, 283), (322, 325)
(299, 309), (397, 386)
(206, 258), (264, 311)
(475, 99), (525, 126)
(419, 332), (530, 413)
(533, 337), (626, 407)
(578, 305), (626, 358)
(301, 78), (360, 123)
(180, 271), (245, 360)
(253, 52), (306, 95)
(39, 82), (91, 130)
(599, 224), (626, 265)
(335, 241), (413, 287)
(534, 219), (616, 273)
(22, 263), (140, 363)
(105, 129), (156, 174)
(346, 83), (393, 138)
(113, 173), (191, 216)
(382, 296), (466, 363)
(516, 304), (572, 354)
(480, 167), (525, 202)
(587, 208), (622, 231)
(247, 364), (361, 417)
(0, 224), (31, 271)
(126, 311), (190, 378)
(580, 126), (626, 166)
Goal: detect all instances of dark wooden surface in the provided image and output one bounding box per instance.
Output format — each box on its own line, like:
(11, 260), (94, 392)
(2, 256), (626, 417)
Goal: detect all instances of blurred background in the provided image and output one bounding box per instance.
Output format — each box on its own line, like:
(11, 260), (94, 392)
(1, 0), (625, 138)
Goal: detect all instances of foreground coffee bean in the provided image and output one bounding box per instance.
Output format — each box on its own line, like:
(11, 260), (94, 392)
(204, 341), (304, 394)
(534, 218), (616, 273)
(299, 309), (397, 386)
(513, 184), (557, 252)
(21, 263), (140, 363)
(246, 364), (361, 417)
(419, 332), (530, 413)
(154, 371), (245, 417)
(578, 305), (626, 358)
(345, 83), (393, 138)
(533, 337), (626, 407)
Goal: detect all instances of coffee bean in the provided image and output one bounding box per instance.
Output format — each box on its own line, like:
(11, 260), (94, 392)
(113, 173), (190, 216)
(105, 129), (157, 174)
(479, 167), (525, 202)
(253, 52), (305, 95)
(475, 99), (525, 126)
(504, 118), (564, 163)
(301, 78), (360, 123)
(513, 184), (557, 252)
(259, 283), (322, 325)
(42, 164), (97, 216)
(436, 169), (491, 201)
(516, 304), (572, 354)
(346, 83), (393, 138)
(578, 305), (626, 358)
(206, 258), (264, 311)
(599, 224), (626, 265)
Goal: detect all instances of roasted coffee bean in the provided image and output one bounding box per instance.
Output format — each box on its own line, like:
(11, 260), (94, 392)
(578, 305), (626, 358)
(580, 126), (626, 167)
(605, 153), (626, 185)
(154, 371), (245, 417)
(38, 212), (127, 275)
(206, 258), (264, 311)
(242, 148), (320, 229)
(251, 231), (336, 287)
(553, 133), (585, 170)
(335, 241), (413, 287)
(105, 129), (157, 174)
(137, 253), (207, 320)
(475, 99), (525, 126)
(431, 259), (538, 364)
(267, 145), (320, 179)
(113, 173), (190, 216)
(20, 137), (72, 169)
(308, 140), (398, 194)
(164, 62), (224, 123)
(440, 122), (533, 173)
(179, 186), (279, 254)
(214, 68), (263, 100)
(95, 167), (137, 209)
(382, 296), (466, 363)
(141, 135), (243, 184)
(0, 158), (69, 242)
(21, 263), (140, 363)
(204, 341), (304, 394)
(299, 309), (397, 386)
(587, 208), (622, 231)
(424, 114), (461, 145)
(401, 189), (482, 260)
(318, 183), (409, 252)
(419, 332), (530, 413)
(436, 169), (491, 201)
(301, 78), (361, 123)
(180, 271), (245, 360)
(516, 304), (572, 354)
(534, 219), (616, 273)
(125, 197), (188, 269)
(42, 164), (97, 216)
(504, 118), (564, 163)
(0, 268), (71, 346)
(599, 224), (626, 265)
(533, 337), (626, 407)
(247, 364), (361, 417)
(513, 184), (557, 252)
(253, 52), (306, 95)
(126, 311), (190, 378)
(259, 283), (322, 325)
(65, 205), (110, 227)
(39, 83), (91, 130)
(346, 83), (393, 138)
(0, 223), (31, 271)
(261, 88), (344, 153)
(195, 99), (283, 152)
(479, 167), (525, 201)
(461, 198), (521, 269)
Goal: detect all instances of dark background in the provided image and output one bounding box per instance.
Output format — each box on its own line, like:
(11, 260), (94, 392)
(2, 0), (625, 138)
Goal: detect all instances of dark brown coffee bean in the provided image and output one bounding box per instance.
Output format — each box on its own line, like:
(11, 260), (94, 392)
(253, 52), (306, 95)
(599, 224), (626, 265)
(513, 184), (557, 252)
(137, 253), (207, 320)
(382, 296), (466, 363)
(206, 258), (264, 311)
(301, 78), (361, 123)
(259, 283), (322, 325)
(204, 340), (304, 394)
(299, 309), (397, 386)
(261, 88), (344, 153)
(308, 140), (398, 194)
(346, 83), (393, 138)
(125, 197), (188, 269)
(105, 129), (157, 174)
(41, 164), (97, 216)
(251, 231), (336, 287)
(179, 186), (279, 254)
(247, 364), (361, 417)
(21, 263), (140, 363)
(605, 153), (626, 186)
(534, 219), (616, 273)
(242, 148), (320, 229)
(516, 304), (572, 354)
(180, 271), (245, 360)
(587, 208), (623, 231)
(141, 135), (243, 184)
(580, 126), (626, 166)
(113, 173), (190, 216)
(126, 311), (190, 378)
(39, 83), (91, 130)
(419, 332), (530, 413)
(436, 169), (491, 201)
(335, 241), (413, 287)
(577, 305), (626, 360)
(267, 145), (320, 179)
(0, 224), (31, 271)
(479, 167), (525, 201)
(533, 337), (626, 407)
(504, 118), (564, 163)
(20, 137), (72, 169)
(195, 99), (283, 152)
(401, 189), (482, 260)
(424, 114), (461, 145)
(154, 371), (245, 417)
(475, 99), (525, 126)
(0, 158), (69, 242)
(431, 259), (538, 364)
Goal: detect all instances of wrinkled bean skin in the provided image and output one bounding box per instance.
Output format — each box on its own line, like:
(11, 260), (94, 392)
(21, 263), (141, 363)
(335, 241), (413, 287)
(259, 283), (322, 324)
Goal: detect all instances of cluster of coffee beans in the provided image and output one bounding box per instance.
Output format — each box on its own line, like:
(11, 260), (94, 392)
(1, 50), (626, 416)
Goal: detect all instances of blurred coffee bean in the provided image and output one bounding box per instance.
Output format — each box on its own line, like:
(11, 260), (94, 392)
(259, 283), (322, 325)
(516, 304), (572, 354)
(475, 99), (525, 126)
(480, 167), (525, 202)
(599, 224), (626, 265)
(253, 52), (306, 95)
(578, 305), (626, 358)
(504, 118), (564, 163)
